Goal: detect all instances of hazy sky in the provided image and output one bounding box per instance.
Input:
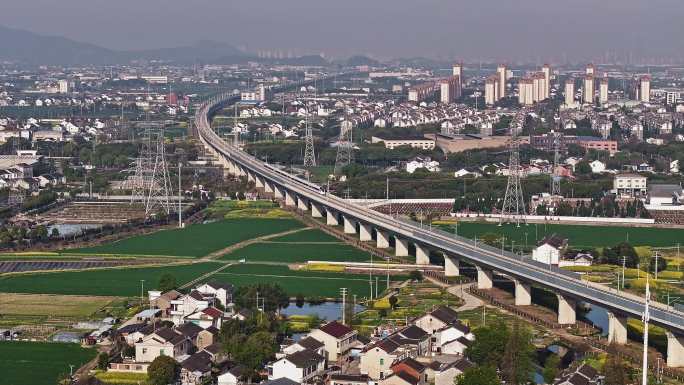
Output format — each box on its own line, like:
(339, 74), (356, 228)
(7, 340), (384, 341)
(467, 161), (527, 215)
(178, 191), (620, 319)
(1, 0), (683, 61)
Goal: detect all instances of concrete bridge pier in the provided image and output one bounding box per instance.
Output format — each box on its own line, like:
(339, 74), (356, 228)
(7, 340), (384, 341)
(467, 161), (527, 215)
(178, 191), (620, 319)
(343, 216), (357, 234)
(285, 190), (296, 207)
(273, 186), (284, 200)
(264, 181), (274, 194)
(444, 256), (460, 277)
(255, 176), (264, 189)
(476, 266), (493, 289)
(326, 208), (339, 226)
(247, 172), (255, 183)
(667, 332), (684, 367)
(376, 230), (390, 249)
(359, 223), (372, 241)
(311, 202), (323, 218)
(395, 237), (409, 257)
(297, 196), (308, 211)
(513, 279), (532, 306)
(415, 244), (430, 265)
(557, 294), (577, 325)
(607, 312), (628, 344)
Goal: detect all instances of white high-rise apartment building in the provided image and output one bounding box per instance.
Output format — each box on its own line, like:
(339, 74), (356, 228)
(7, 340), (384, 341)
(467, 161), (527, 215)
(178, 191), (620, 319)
(57, 79), (69, 94)
(599, 77), (609, 105)
(584, 75), (595, 104)
(485, 75), (499, 105)
(542, 64), (551, 100)
(586, 64), (595, 76)
(496, 64), (507, 98)
(564, 79), (575, 107)
(452, 63), (463, 96)
(518, 77), (534, 106)
(639, 75), (651, 103)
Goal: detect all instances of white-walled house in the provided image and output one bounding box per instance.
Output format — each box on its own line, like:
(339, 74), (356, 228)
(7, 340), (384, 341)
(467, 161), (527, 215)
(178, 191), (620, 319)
(590, 160), (606, 174)
(268, 349), (326, 383)
(135, 327), (189, 363)
(532, 235), (568, 265)
(195, 281), (234, 309)
(308, 321), (359, 362)
(413, 306), (459, 335)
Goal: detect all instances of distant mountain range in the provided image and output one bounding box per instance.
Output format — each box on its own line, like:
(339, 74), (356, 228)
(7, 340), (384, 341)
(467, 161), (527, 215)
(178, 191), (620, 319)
(0, 25), (248, 65)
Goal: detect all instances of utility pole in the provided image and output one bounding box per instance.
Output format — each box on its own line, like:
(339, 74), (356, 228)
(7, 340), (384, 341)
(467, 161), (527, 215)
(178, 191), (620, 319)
(178, 162), (182, 228)
(140, 280), (145, 307)
(654, 251), (660, 280)
(375, 277), (379, 298)
(642, 276), (651, 385)
(622, 256), (627, 290)
(340, 288), (348, 325)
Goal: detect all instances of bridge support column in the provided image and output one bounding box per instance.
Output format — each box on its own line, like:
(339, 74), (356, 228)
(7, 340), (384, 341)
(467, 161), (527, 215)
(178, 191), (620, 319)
(255, 176), (264, 188)
(667, 332), (684, 367)
(513, 279), (532, 306)
(607, 312), (628, 345)
(273, 186), (284, 200)
(247, 172), (255, 183)
(395, 238), (409, 257)
(297, 196), (308, 211)
(444, 257), (460, 277)
(415, 244), (429, 265)
(557, 294), (576, 325)
(311, 203), (323, 218)
(285, 191), (296, 207)
(359, 223), (372, 241)
(326, 208), (339, 226)
(476, 267), (493, 289)
(264, 181), (274, 193)
(343, 216), (356, 234)
(376, 230), (389, 249)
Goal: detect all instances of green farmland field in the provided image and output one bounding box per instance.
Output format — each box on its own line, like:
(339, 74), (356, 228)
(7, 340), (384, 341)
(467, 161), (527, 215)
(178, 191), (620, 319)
(221, 241), (372, 263)
(439, 221), (684, 248)
(0, 263), (220, 296)
(0, 341), (96, 385)
(69, 218), (304, 257)
(210, 264), (406, 298)
(270, 229), (340, 243)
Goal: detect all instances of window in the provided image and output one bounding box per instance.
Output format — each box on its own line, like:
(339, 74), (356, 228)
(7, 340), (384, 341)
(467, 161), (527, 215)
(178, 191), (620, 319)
(160, 349), (165, 356)
(380, 358), (384, 365)
(142, 348), (147, 354)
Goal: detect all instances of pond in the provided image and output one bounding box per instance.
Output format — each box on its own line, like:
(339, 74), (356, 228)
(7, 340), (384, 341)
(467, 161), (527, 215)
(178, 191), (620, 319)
(282, 301), (365, 320)
(47, 223), (102, 237)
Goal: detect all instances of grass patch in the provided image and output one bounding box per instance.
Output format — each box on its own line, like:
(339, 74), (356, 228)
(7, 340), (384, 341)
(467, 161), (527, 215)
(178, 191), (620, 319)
(0, 263), (220, 296)
(68, 218), (304, 257)
(211, 264), (406, 298)
(656, 270), (683, 280)
(303, 263), (346, 272)
(220, 242), (372, 263)
(0, 341), (96, 385)
(0, 293), (113, 318)
(439, 222), (684, 248)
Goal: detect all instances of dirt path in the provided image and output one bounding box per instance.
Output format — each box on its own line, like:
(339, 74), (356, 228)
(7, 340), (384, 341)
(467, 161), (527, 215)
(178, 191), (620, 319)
(201, 227), (310, 260)
(179, 262), (234, 290)
(425, 276), (483, 311)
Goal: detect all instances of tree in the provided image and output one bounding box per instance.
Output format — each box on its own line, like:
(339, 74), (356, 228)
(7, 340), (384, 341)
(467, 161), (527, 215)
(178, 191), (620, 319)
(235, 331), (276, 382)
(603, 345), (628, 385)
(650, 256), (667, 274)
(157, 273), (178, 292)
(147, 355), (179, 385)
(388, 295), (398, 309)
(409, 270), (423, 281)
(575, 161), (592, 175)
(542, 353), (561, 384)
(454, 366), (500, 385)
(501, 321), (535, 385)
(295, 293), (305, 308)
(97, 352), (109, 370)
(466, 319), (509, 366)
(50, 227), (60, 238)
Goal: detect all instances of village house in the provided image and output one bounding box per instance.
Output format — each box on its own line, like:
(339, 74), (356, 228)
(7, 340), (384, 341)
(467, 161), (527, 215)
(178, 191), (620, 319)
(413, 306), (459, 334)
(135, 327), (190, 362)
(268, 349), (326, 384)
(532, 234), (568, 265)
(308, 321), (359, 362)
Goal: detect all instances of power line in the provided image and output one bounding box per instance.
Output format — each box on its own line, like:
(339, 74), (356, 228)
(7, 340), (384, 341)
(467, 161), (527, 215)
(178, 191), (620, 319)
(334, 119), (354, 176)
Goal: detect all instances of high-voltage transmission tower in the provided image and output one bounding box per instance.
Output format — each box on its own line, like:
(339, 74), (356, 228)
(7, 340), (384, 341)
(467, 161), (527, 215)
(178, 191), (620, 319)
(499, 137), (526, 227)
(550, 131), (562, 197)
(303, 104), (316, 167)
(333, 119), (354, 176)
(130, 128), (173, 218)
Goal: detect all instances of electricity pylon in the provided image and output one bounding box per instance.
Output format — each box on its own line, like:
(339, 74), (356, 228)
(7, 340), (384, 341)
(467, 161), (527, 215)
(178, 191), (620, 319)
(551, 131), (562, 196)
(334, 119), (354, 176)
(303, 104), (316, 167)
(500, 137), (526, 227)
(129, 128), (173, 217)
